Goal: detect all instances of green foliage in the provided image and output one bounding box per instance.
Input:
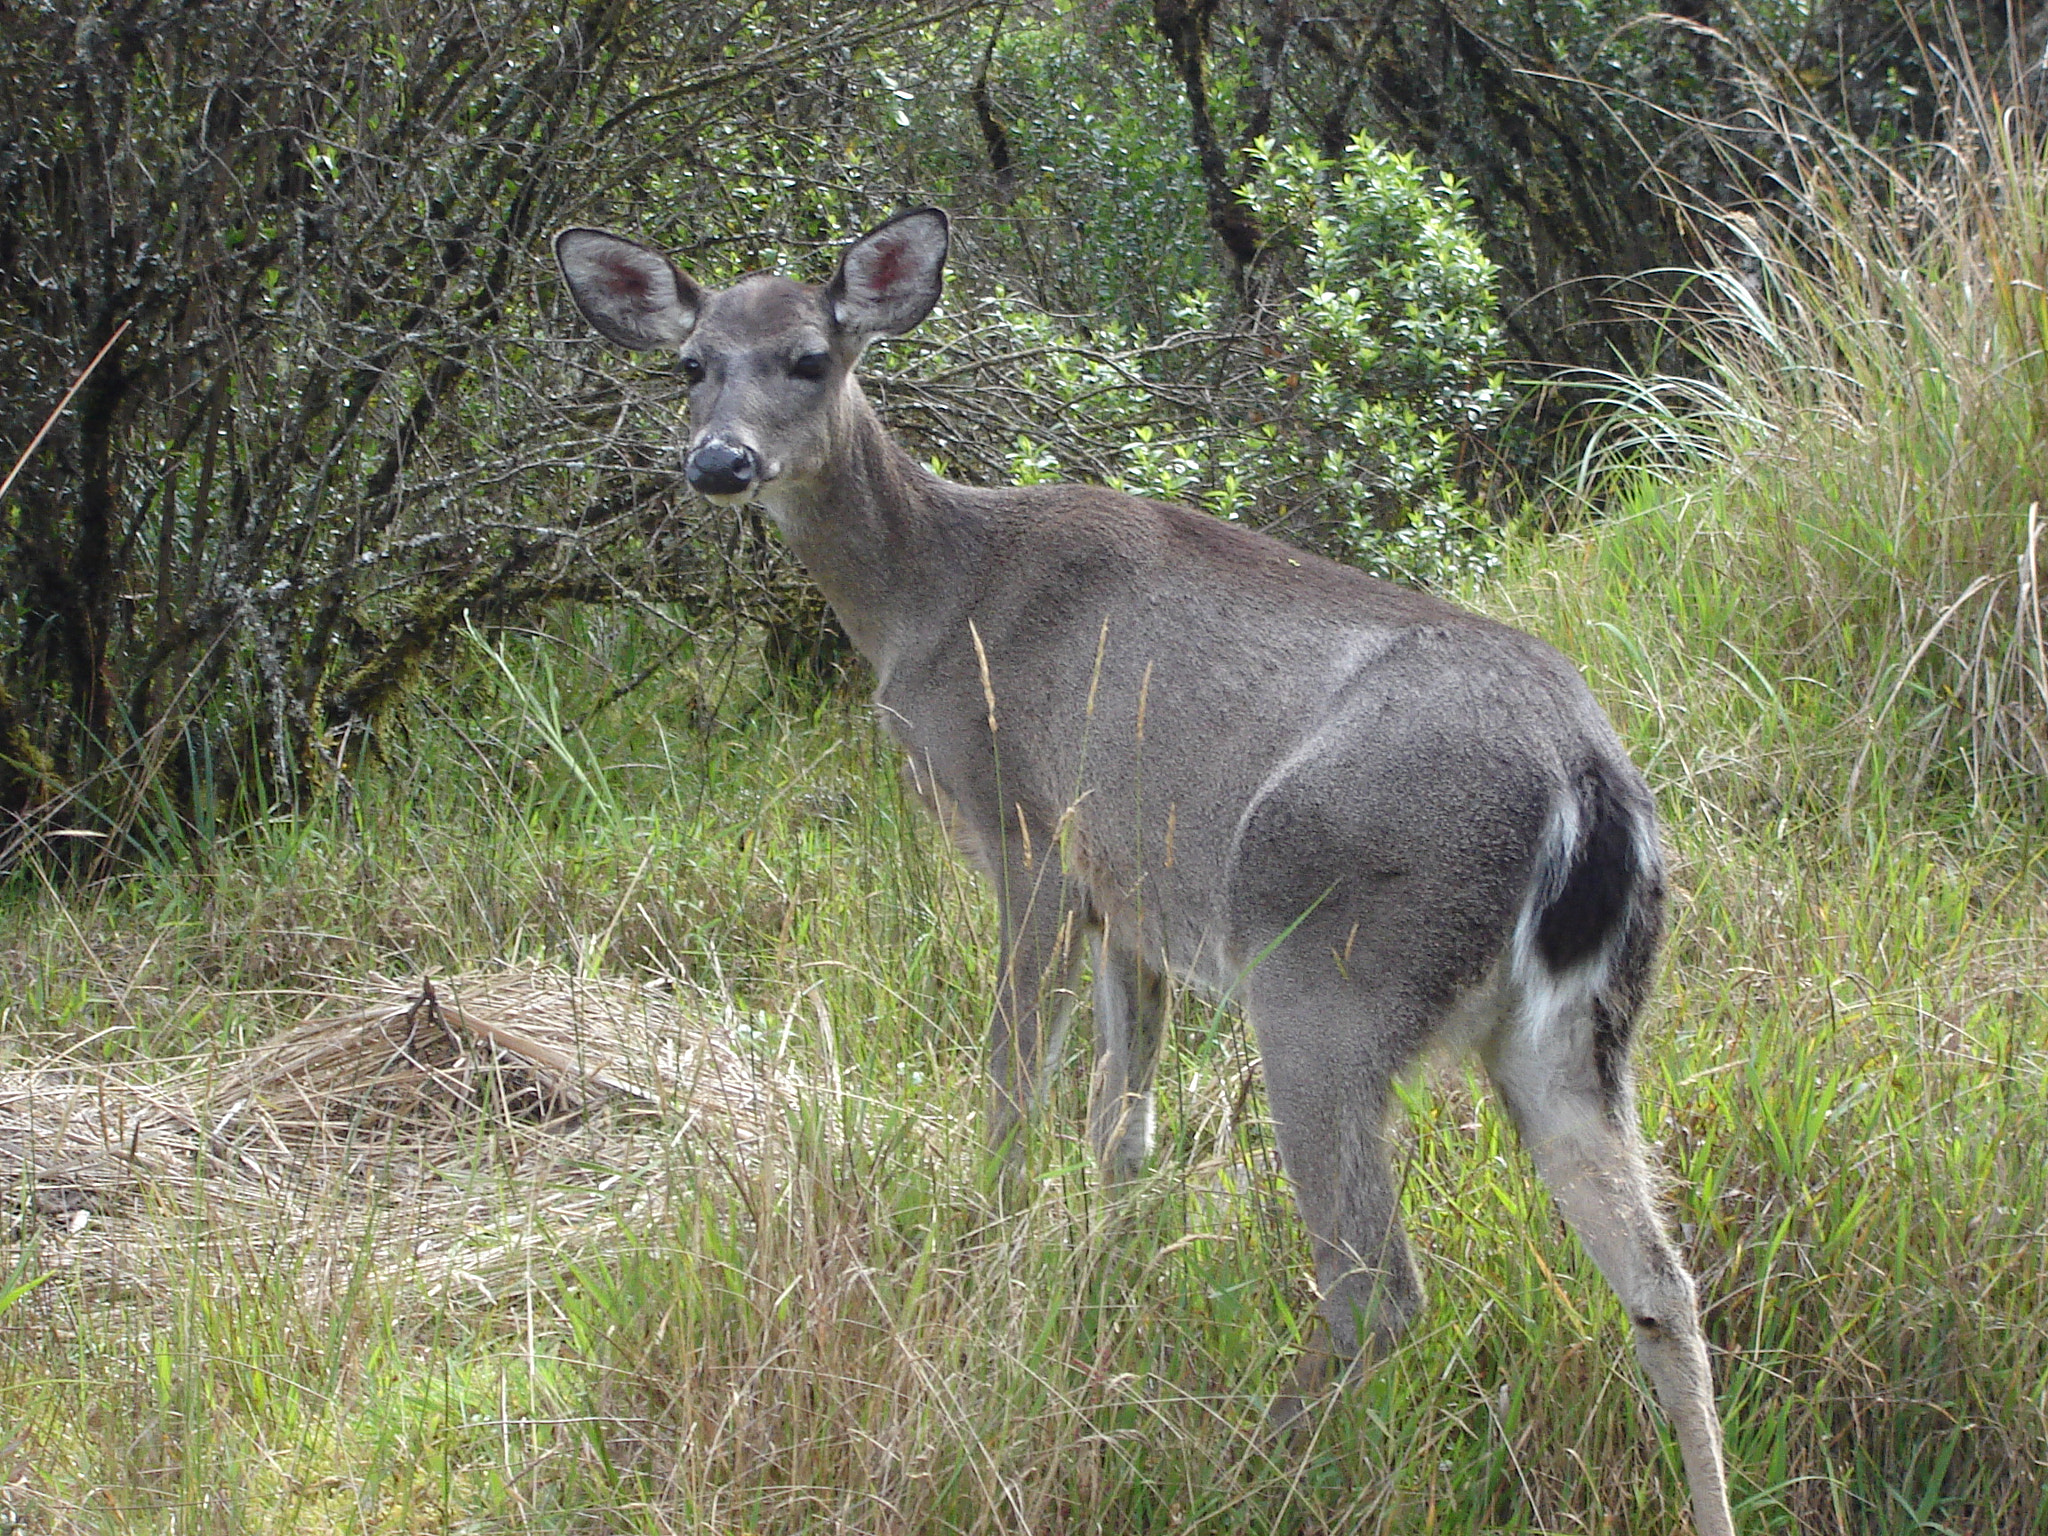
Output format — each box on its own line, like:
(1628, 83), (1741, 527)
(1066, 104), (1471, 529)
(1239, 135), (1507, 581)
(1147, 0), (2033, 484)
(885, 10), (1213, 328)
(876, 129), (1507, 588)
(4, 0), (2030, 867)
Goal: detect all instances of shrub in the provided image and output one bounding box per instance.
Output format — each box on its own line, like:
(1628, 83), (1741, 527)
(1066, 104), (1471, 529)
(879, 131), (1507, 589)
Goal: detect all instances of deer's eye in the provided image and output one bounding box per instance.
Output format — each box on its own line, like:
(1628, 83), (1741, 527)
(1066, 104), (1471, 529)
(790, 351), (831, 382)
(679, 355), (706, 385)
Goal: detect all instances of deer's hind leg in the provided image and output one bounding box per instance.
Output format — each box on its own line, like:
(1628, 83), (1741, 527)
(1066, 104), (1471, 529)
(1243, 971), (1431, 1427)
(1483, 996), (1734, 1536)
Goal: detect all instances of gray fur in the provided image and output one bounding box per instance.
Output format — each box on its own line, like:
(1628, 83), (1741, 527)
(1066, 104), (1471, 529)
(556, 209), (1736, 1535)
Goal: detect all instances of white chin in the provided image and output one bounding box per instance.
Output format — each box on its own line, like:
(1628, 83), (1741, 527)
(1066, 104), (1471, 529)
(698, 486), (760, 508)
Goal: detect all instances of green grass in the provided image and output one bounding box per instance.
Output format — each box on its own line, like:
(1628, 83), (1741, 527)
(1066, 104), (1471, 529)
(2, 612), (2041, 1533)
(1527, 102), (2048, 847)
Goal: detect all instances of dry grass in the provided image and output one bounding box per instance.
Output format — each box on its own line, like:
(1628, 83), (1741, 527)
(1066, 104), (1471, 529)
(2, 967), (790, 1320)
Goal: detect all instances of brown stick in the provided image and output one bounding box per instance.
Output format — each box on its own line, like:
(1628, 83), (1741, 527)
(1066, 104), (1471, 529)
(0, 320), (132, 507)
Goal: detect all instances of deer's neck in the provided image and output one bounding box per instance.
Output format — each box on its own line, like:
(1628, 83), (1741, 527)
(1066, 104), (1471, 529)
(758, 386), (990, 672)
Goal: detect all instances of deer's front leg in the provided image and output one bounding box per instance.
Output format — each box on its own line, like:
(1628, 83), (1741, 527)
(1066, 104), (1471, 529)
(985, 850), (1089, 1168)
(1088, 938), (1169, 1182)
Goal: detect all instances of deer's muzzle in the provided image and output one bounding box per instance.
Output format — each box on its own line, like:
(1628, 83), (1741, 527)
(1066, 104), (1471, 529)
(686, 439), (760, 499)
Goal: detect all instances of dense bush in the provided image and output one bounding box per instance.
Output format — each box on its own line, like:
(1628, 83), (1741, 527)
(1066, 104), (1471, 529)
(873, 131), (1505, 585)
(0, 0), (970, 859)
(1239, 136), (1504, 577)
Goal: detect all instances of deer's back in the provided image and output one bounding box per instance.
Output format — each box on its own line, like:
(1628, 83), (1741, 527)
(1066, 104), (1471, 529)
(876, 481), (1646, 987)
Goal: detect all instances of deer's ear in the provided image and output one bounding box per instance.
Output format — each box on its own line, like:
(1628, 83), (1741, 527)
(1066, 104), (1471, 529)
(828, 208), (949, 338)
(555, 228), (702, 351)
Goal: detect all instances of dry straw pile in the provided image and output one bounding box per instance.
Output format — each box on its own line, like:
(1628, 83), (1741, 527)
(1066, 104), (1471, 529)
(1, 968), (790, 1311)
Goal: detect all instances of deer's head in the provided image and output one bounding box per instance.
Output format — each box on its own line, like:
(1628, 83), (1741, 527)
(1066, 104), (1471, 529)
(556, 210), (949, 507)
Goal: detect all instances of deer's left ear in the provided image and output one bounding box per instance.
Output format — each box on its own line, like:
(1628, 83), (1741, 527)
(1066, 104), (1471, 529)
(828, 208), (949, 338)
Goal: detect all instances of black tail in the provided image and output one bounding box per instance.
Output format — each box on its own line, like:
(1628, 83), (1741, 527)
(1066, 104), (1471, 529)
(1535, 764), (1642, 974)
(1533, 762), (1666, 1106)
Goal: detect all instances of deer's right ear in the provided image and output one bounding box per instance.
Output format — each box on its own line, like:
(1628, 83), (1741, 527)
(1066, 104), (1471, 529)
(555, 228), (702, 351)
(828, 208), (949, 339)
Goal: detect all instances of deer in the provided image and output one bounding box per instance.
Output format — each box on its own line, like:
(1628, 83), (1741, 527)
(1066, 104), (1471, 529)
(555, 208), (1736, 1535)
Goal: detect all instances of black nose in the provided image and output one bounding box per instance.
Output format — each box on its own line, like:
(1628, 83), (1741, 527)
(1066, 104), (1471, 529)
(686, 441), (757, 496)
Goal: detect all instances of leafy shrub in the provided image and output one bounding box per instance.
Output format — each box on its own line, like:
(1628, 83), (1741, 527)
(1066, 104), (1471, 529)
(884, 131), (1507, 589)
(1237, 135), (1507, 581)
